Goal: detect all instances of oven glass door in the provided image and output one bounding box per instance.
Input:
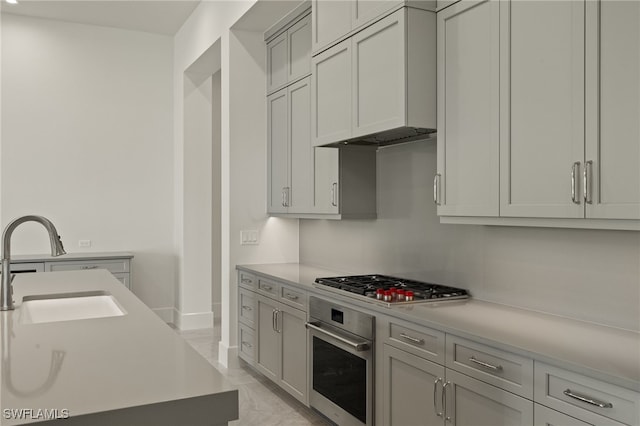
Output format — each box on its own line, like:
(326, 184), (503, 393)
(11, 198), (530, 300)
(312, 335), (368, 423)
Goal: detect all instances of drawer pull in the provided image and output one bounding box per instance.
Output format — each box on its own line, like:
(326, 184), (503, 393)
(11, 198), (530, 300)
(262, 285), (273, 291)
(242, 341), (253, 348)
(241, 278), (253, 284)
(285, 293), (299, 300)
(399, 333), (424, 345)
(563, 389), (613, 409)
(241, 305), (253, 311)
(469, 356), (503, 371)
(81, 265), (100, 270)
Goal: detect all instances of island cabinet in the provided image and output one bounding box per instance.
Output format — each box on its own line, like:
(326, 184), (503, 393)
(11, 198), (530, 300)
(378, 316), (534, 426)
(312, 7), (436, 147)
(237, 272), (309, 405)
(436, 0), (640, 230)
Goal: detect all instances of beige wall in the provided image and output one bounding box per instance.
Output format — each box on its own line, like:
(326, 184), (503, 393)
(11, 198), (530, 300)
(1, 13), (176, 316)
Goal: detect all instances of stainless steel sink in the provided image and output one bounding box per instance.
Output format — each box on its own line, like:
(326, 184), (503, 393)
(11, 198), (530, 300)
(20, 291), (126, 324)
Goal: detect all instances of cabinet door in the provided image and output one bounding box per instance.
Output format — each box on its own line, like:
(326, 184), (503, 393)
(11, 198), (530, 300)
(314, 147), (340, 214)
(585, 0), (640, 219)
(447, 369), (533, 426)
(353, 0), (399, 29)
(382, 344), (445, 426)
(436, 0), (500, 216)
(500, 0), (585, 218)
(267, 32), (288, 94)
(288, 14), (312, 83)
(288, 77), (314, 214)
(279, 304), (308, 404)
(312, 39), (352, 146)
(256, 295), (279, 382)
(352, 9), (406, 138)
(267, 89), (289, 214)
(312, 0), (352, 53)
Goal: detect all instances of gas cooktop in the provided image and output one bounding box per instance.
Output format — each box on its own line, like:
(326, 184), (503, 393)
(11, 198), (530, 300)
(314, 274), (469, 306)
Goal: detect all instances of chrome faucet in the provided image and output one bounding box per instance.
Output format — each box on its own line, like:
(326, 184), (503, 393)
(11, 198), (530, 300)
(1, 216), (66, 311)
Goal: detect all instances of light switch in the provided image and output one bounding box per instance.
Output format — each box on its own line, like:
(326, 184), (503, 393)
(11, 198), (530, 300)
(78, 239), (91, 248)
(240, 230), (259, 245)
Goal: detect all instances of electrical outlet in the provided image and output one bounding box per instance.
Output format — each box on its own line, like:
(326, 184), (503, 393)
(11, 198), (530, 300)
(240, 230), (259, 245)
(78, 239), (91, 248)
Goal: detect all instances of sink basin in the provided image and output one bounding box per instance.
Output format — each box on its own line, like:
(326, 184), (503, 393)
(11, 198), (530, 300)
(20, 291), (126, 324)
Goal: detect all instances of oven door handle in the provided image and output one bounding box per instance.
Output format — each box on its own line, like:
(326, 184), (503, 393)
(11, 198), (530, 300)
(305, 322), (370, 352)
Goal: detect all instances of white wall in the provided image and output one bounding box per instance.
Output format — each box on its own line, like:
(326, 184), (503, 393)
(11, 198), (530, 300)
(300, 141), (640, 331)
(173, 0), (299, 364)
(0, 14), (176, 314)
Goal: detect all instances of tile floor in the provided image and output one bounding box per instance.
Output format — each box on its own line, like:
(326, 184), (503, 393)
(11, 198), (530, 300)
(176, 325), (330, 426)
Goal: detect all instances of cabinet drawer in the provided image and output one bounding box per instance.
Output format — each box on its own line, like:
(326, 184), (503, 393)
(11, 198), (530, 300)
(46, 259), (130, 274)
(385, 319), (445, 364)
(239, 324), (255, 364)
(238, 271), (257, 290)
(280, 285), (307, 309)
(446, 335), (533, 398)
(534, 362), (639, 426)
(239, 288), (255, 328)
(534, 404), (594, 426)
(257, 278), (280, 297)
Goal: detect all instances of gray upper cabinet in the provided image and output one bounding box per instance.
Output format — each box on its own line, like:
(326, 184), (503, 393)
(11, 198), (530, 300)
(266, 12), (311, 95)
(585, 0), (640, 220)
(436, 0), (500, 217)
(500, 0), (585, 219)
(437, 0), (640, 230)
(267, 77), (314, 214)
(311, 39), (353, 146)
(312, 0), (352, 53)
(312, 7), (436, 147)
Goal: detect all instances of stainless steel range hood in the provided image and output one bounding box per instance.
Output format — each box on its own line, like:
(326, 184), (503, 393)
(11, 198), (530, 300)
(321, 126), (437, 148)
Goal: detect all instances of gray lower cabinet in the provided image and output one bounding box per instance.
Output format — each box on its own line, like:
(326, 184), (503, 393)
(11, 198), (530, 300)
(534, 404), (593, 426)
(382, 344), (533, 426)
(255, 294), (307, 404)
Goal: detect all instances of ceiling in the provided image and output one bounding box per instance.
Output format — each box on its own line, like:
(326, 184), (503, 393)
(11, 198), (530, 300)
(0, 0), (201, 35)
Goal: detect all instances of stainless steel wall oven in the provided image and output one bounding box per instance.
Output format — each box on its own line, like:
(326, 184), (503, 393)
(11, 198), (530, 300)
(306, 296), (374, 426)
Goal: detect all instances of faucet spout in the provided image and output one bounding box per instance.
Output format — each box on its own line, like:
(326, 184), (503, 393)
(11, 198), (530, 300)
(1, 216), (66, 311)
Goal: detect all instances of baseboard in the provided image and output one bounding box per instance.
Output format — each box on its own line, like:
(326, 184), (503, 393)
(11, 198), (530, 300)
(218, 341), (239, 369)
(175, 310), (214, 330)
(153, 307), (177, 324)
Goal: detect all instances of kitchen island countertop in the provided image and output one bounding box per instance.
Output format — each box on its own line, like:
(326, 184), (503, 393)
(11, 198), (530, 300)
(1, 269), (238, 425)
(237, 263), (640, 392)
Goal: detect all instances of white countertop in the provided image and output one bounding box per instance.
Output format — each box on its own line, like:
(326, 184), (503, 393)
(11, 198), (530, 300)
(1, 270), (237, 425)
(237, 263), (640, 392)
(10, 252), (134, 263)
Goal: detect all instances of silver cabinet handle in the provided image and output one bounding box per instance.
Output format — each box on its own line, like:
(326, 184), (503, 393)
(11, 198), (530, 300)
(286, 187), (291, 207)
(331, 182), (338, 207)
(262, 284), (273, 291)
(433, 174), (441, 205)
(563, 389), (613, 409)
(399, 333), (425, 345)
(305, 322), (370, 351)
(275, 310), (281, 333)
(584, 160), (593, 204)
(81, 265), (99, 270)
(442, 381), (451, 422)
(282, 188), (286, 207)
(571, 161), (581, 204)
(241, 341), (253, 348)
(272, 309), (277, 332)
(285, 293), (299, 301)
(434, 378), (443, 417)
(241, 305), (253, 311)
(241, 278), (253, 285)
(469, 356), (503, 371)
